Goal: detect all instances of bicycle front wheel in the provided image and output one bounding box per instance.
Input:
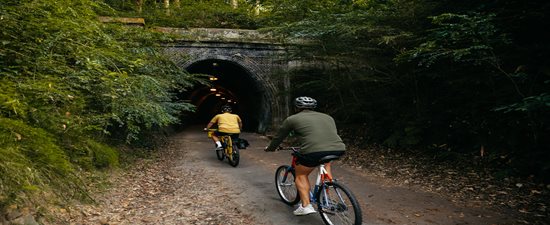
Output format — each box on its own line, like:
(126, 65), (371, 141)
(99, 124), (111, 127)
(216, 148), (225, 161)
(228, 144), (239, 167)
(316, 181), (362, 225)
(274, 165), (300, 205)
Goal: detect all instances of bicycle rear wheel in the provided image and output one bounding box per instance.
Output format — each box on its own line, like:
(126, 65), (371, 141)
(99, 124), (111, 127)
(316, 181), (362, 225)
(228, 144), (239, 167)
(274, 165), (300, 205)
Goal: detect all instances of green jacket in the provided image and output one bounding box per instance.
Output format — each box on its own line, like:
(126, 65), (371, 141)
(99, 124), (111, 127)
(267, 110), (346, 154)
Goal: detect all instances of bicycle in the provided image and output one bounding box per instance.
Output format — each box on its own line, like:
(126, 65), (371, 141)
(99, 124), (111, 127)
(206, 129), (240, 167)
(274, 147), (362, 225)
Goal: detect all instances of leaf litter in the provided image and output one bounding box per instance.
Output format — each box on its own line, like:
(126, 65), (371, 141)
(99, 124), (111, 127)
(341, 144), (549, 225)
(53, 139), (256, 225)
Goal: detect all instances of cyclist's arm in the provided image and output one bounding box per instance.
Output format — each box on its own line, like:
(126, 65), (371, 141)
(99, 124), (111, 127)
(265, 118), (292, 151)
(205, 115), (219, 130)
(205, 121), (215, 130)
(237, 115), (242, 130)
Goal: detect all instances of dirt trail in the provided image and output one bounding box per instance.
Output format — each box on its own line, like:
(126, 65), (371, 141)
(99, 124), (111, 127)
(63, 128), (520, 225)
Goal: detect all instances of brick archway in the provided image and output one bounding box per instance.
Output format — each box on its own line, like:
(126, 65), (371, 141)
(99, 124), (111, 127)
(163, 40), (288, 133)
(185, 57), (277, 133)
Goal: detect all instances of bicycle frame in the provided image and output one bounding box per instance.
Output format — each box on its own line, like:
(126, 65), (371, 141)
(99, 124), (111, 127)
(207, 129), (239, 167)
(287, 148), (333, 202)
(312, 164), (331, 202)
(207, 129), (233, 155)
(220, 135), (233, 155)
(276, 147), (362, 225)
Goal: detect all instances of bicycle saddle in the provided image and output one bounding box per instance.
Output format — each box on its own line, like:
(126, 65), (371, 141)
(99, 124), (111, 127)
(319, 155), (340, 164)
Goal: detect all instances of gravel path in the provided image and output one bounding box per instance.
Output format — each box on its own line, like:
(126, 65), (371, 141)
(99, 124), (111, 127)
(64, 134), (256, 225)
(54, 127), (544, 225)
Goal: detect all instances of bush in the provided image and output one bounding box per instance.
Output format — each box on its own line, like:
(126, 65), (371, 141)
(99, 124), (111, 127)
(0, 117), (74, 207)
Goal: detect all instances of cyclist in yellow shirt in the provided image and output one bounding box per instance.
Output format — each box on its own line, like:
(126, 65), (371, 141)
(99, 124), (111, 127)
(204, 105), (242, 150)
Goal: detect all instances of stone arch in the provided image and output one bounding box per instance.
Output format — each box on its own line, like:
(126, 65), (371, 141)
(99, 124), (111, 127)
(182, 55), (280, 133)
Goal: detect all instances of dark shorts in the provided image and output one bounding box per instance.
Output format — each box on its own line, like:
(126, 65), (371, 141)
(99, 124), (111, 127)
(296, 151), (345, 167)
(214, 131), (239, 139)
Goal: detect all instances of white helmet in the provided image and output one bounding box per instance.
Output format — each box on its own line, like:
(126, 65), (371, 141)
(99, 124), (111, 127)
(294, 96), (317, 109)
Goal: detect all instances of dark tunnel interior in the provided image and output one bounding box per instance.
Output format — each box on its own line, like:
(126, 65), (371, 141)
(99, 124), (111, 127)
(180, 59), (263, 132)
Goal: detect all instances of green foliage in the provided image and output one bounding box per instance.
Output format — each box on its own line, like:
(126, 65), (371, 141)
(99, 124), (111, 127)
(258, 0), (352, 25)
(268, 0), (550, 180)
(62, 136), (119, 170)
(0, 0), (202, 211)
(0, 117), (74, 206)
(0, 80), (28, 119)
(496, 93), (550, 113)
(103, 0), (259, 28)
(1, 0), (548, 215)
(1, 0), (200, 141)
(383, 124), (424, 148)
(397, 13), (507, 67)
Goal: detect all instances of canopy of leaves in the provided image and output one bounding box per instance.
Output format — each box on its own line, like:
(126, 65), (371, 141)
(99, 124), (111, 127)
(0, 0), (200, 208)
(98, 0), (550, 182)
(261, 0), (550, 181)
(102, 0), (259, 29)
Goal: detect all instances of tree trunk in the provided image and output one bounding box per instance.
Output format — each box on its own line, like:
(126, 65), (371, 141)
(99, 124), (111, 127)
(254, 0), (260, 15)
(136, 0), (144, 13)
(164, 0), (170, 15)
(230, 0), (238, 9)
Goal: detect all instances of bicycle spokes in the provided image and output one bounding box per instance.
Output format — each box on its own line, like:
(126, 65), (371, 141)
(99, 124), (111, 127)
(275, 166), (300, 205)
(216, 136), (239, 167)
(318, 182), (362, 225)
(273, 148), (362, 225)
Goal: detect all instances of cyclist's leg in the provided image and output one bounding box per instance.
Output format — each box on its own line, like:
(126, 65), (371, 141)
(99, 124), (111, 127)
(295, 164), (315, 207)
(316, 151), (345, 180)
(324, 162), (332, 179)
(213, 136), (222, 149)
(211, 134), (220, 142)
(212, 131), (224, 149)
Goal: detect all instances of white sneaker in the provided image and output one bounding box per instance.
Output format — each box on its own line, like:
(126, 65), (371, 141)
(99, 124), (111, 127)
(215, 146), (223, 151)
(293, 204), (316, 216)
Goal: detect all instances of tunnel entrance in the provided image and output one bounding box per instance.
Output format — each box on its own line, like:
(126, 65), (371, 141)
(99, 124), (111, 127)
(182, 59), (264, 132)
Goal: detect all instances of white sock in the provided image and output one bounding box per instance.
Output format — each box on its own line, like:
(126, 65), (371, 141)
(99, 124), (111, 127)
(216, 141), (222, 147)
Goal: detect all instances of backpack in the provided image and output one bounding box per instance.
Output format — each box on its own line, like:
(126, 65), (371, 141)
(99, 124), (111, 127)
(235, 138), (250, 149)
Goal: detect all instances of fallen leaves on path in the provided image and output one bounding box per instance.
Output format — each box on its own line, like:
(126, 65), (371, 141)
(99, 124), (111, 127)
(57, 141), (255, 225)
(341, 144), (549, 225)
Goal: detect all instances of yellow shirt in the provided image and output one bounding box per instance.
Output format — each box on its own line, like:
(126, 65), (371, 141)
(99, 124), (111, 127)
(210, 113), (241, 133)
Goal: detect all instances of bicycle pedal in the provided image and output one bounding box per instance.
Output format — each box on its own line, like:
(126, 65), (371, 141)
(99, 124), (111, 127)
(318, 205), (335, 212)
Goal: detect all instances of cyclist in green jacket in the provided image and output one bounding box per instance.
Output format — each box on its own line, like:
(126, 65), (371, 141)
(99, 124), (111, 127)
(265, 96), (346, 216)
